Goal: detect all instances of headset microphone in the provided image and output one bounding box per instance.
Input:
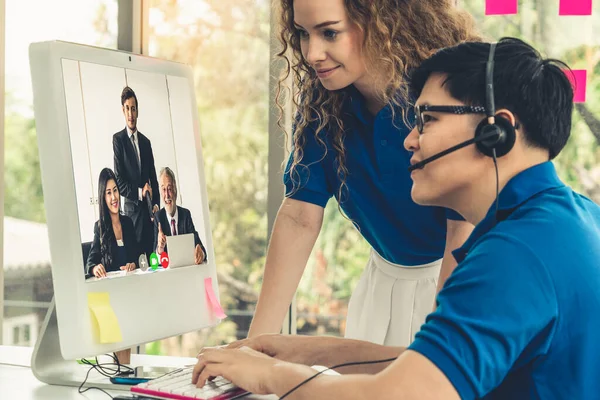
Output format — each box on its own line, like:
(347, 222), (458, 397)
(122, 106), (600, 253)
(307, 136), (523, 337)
(407, 129), (500, 173)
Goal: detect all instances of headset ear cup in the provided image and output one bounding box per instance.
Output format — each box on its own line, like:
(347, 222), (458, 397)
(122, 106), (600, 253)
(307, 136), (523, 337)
(475, 116), (516, 158)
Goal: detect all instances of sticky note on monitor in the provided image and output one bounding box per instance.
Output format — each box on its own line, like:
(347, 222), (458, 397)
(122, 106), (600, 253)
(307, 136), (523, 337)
(486, 0), (518, 15)
(204, 277), (227, 319)
(559, 0), (592, 15)
(88, 292), (123, 343)
(565, 69), (587, 103)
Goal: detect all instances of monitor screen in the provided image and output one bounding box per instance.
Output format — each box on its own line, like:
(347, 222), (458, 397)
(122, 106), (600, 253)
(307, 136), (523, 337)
(60, 59), (208, 281)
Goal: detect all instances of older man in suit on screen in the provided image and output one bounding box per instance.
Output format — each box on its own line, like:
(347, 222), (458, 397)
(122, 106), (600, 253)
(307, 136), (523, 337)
(154, 167), (206, 264)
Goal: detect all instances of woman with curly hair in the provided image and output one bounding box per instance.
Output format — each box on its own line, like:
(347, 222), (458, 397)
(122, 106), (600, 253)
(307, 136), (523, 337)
(86, 168), (140, 278)
(247, 0), (480, 346)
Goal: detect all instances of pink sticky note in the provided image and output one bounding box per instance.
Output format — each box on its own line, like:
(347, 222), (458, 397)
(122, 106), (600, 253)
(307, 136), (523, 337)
(205, 277), (227, 319)
(565, 69), (587, 103)
(486, 0), (518, 15)
(559, 0), (592, 15)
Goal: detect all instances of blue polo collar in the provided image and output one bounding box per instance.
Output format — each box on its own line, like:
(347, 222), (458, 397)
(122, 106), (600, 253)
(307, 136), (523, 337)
(346, 85), (408, 127)
(452, 161), (565, 263)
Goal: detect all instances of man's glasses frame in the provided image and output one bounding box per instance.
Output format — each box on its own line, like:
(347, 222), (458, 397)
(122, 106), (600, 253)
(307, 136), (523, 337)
(414, 105), (486, 134)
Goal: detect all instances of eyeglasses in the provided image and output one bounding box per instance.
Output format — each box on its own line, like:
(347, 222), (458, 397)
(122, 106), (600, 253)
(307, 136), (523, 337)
(414, 105), (486, 134)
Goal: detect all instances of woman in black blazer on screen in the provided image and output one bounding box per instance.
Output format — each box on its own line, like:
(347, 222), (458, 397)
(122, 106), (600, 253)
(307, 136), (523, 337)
(86, 168), (141, 278)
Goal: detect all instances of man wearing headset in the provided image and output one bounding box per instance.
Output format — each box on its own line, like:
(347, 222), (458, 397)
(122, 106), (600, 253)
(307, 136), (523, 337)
(192, 38), (600, 399)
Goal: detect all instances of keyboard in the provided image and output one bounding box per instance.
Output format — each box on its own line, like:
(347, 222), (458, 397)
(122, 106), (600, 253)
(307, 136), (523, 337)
(131, 366), (248, 400)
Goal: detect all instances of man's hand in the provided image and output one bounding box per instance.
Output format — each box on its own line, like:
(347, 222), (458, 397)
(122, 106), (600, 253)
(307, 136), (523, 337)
(93, 264), (107, 278)
(157, 222), (167, 254)
(120, 262), (136, 272)
(195, 244), (205, 264)
(193, 347), (279, 395)
(152, 204), (159, 214)
(143, 182), (152, 199)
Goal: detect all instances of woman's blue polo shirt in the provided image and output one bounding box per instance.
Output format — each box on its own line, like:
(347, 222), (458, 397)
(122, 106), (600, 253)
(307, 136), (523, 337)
(283, 86), (461, 266)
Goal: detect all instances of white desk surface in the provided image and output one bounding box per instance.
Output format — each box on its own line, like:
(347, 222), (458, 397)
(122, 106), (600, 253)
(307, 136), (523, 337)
(0, 345), (276, 400)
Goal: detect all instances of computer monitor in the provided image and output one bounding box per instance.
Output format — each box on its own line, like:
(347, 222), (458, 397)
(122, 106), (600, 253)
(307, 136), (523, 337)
(28, 40), (222, 388)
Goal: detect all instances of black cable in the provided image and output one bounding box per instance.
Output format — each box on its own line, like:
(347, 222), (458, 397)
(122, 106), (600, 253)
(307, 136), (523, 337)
(279, 357), (397, 399)
(77, 353), (133, 399)
(78, 362), (114, 399)
(492, 148), (500, 221)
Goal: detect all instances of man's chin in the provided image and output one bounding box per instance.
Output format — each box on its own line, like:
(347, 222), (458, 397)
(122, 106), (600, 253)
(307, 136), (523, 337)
(410, 189), (434, 207)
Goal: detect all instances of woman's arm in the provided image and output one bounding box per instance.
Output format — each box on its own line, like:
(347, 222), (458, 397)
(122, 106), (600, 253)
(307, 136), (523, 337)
(248, 198), (324, 336)
(86, 221), (102, 275)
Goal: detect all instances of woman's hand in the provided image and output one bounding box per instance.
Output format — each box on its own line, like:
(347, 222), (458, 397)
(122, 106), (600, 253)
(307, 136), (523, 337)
(193, 346), (279, 395)
(198, 334), (323, 367)
(93, 264), (107, 278)
(120, 262), (136, 272)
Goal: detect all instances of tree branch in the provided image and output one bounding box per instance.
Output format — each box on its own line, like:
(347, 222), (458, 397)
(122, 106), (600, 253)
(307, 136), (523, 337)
(217, 270), (258, 303)
(575, 103), (600, 144)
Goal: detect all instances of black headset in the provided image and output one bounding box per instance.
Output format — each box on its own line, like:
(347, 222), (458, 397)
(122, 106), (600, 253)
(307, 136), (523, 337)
(474, 42), (516, 158)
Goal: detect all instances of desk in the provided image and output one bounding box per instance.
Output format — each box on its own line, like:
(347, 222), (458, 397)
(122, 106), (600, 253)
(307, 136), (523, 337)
(0, 345), (276, 400)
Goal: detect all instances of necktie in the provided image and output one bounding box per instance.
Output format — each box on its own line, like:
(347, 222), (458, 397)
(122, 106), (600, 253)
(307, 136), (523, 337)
(171, 219), (177, 236)
(131, 134), (141, 170)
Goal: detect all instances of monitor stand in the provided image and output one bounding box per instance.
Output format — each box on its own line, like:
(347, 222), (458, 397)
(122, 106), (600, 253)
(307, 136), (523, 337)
(31, 297), (131, 390)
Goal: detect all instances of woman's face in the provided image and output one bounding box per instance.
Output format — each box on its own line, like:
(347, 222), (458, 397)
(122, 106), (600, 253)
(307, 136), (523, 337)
(105, 179), (120, 215)
(293, 0), (367, 91)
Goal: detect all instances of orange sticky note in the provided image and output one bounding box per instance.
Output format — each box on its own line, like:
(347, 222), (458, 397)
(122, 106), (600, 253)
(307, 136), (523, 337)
(565, 69), (587, 103)
(486, 0), (517, 15)
(205, 277), (227, 319)
(559, 0), (592, 15)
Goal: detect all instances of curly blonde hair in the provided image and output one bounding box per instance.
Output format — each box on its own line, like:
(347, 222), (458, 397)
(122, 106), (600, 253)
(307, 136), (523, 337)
(277, 0), (480, 203)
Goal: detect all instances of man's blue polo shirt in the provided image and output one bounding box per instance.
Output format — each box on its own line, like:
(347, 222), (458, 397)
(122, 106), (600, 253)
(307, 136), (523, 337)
(409, 162), (600, 399)
(283, 86), (461, 266)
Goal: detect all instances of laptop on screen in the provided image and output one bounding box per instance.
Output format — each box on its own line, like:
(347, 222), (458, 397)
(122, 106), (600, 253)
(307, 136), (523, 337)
(166, 233), (196, 268)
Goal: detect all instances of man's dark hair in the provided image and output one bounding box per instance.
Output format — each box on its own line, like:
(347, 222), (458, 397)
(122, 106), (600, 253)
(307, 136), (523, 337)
(121, 86), (138, 109)
(409, 37), (574, 159)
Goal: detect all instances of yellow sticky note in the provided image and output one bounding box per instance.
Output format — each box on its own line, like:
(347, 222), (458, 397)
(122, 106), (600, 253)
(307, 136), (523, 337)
(88, 292), (123, 344)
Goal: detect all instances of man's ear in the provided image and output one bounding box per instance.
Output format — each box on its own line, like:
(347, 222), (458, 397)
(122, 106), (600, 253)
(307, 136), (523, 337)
(495, 109), (518, 129)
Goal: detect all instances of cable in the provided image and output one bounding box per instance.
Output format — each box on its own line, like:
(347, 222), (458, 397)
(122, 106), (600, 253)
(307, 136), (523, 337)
(78, 363), (114, 399)
(77, 353), (134, 399)
(492, 148), (500, 221)
(279, 357), (397, 400)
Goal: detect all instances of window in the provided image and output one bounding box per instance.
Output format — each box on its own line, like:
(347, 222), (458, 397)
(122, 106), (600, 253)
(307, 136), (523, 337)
(3, 314), (38, 346)
(146, 0), (270, 356)
(457, 1), (600, 199)
(296, 205), (370, 336)
(3, 0), (118, 346)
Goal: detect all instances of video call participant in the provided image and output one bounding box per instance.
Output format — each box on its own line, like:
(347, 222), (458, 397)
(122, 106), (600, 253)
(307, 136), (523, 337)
(113, 86), (159, 258)
(154, 167), (206, 265)
(192, 38), (600, 399)
(247, 0), (479, 347)
(87, 168), (140, 278)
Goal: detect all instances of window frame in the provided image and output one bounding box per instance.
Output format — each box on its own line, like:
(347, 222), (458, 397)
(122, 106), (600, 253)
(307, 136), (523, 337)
(1, 0), (6, 344)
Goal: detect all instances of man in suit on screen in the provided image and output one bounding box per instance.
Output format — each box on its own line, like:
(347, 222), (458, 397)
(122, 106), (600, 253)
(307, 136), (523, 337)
(154, 167), (206, 264)
(113, 86), (159, 257)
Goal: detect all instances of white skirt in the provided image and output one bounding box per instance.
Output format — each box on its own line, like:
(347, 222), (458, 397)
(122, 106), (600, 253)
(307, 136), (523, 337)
(344, 250), (441, 347)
